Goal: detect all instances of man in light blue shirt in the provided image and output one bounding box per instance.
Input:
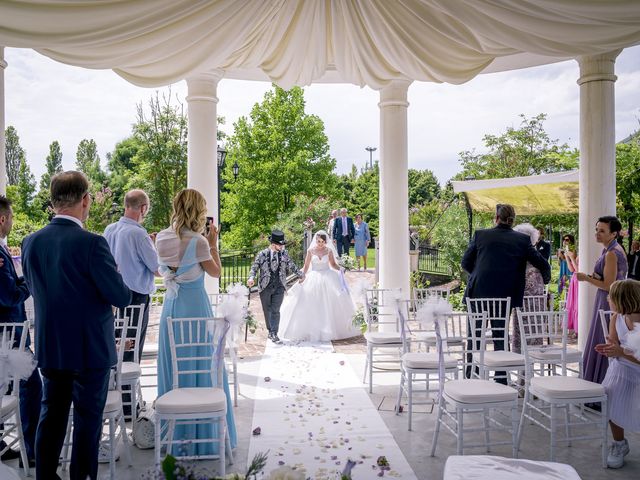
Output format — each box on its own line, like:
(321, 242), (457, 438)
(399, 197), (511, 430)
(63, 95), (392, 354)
(104, 189), (159, 364)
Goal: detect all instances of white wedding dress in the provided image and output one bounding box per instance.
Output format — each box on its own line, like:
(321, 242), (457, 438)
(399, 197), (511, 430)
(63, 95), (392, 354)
(278, 254), (359, 342)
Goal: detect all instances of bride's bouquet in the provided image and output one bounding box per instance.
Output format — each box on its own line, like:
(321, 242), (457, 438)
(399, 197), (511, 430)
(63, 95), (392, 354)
(338, 254), (355, 271)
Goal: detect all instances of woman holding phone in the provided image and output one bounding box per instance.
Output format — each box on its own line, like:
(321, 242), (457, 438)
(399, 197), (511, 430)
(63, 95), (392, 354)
(155, 189), (237, 455)
(577, 216), (628, 386)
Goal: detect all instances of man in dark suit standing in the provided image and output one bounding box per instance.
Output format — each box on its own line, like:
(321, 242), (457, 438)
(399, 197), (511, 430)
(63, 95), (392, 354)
(0, 196), (41, 468)
(22, 172), (131, 480)
(461, 204), (551, 382)
(535, 227), (551, 262)
(332, 208), (355, 257)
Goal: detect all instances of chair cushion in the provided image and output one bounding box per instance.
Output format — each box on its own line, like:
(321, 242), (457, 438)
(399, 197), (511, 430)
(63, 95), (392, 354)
(529, 347), (582, 362)
(402, 352), (457, 369)
(103, 390), (122, 414)
(530, 376), (605, 399)
(155, 387), (226, 415)
(1, 395), (18, 417)
(475, 351), (525, 367)
(364, 332), (402, 344)
(444, 379), (518, 404)
(121, 362), (142, 380)
(415, 332), (464, 345)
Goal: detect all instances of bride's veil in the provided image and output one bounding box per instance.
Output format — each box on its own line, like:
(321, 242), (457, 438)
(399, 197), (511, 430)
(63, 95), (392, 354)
(308, 229), (340, 260)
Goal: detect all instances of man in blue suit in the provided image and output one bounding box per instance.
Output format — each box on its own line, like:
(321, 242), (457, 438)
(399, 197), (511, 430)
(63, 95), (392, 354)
(332, 208), (355, 257)
(22, 172), (131, 480)
(461, 204), (550, 383)
(0, 196), (41, 468)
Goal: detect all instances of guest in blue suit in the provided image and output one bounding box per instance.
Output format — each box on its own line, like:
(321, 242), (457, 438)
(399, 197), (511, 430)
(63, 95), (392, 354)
(332, 207), (355, 257)
(0, 196), (41, 468)
(21, 172), (131, 480)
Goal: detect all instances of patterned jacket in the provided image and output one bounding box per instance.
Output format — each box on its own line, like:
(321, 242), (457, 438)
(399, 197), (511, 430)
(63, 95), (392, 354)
(248, 248), (304, 292)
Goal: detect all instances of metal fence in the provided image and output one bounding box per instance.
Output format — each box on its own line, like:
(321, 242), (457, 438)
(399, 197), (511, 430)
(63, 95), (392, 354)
(418, 245), (451, 275)
(219, 242), (305, 291)
(219, 247), (258, 291)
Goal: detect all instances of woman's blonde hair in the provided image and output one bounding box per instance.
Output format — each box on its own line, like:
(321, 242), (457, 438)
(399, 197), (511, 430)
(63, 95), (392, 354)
(171, 189), (207, 237)
(609, 279), (640, 315)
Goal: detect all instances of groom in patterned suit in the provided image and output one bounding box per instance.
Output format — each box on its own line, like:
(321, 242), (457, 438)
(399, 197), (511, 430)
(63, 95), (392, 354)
(248, 230), (304, 344)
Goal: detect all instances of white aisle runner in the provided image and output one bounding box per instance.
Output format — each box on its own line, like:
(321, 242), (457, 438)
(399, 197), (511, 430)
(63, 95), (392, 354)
(248, 341), (417, 479)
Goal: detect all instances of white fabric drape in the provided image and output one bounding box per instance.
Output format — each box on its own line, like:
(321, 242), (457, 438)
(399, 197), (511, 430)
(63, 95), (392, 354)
(0, 1), (639, 89)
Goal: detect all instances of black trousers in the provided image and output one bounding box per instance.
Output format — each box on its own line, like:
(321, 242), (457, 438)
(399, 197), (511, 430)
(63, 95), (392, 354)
(465, 305), (508, 385)
(36, 367), (110, 480)
(337, 235), (350, 256)
(259, 279), (285, 335)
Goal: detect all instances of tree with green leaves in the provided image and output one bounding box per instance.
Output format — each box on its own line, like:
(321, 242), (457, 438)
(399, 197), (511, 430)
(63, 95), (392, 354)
(4, 126), (25, 185)
(16, 157), (37, 216)
(222, 85), (336, 247)
(76, 138), (105, 185)
(616, 137), (640, 247)
(408, 168), (440, 207)
(457, 113), (578, 180)
(128, 92), (188, 231)
(39, 141), (64, 192)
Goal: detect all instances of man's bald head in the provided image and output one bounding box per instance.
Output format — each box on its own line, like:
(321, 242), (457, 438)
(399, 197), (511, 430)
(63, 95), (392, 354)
(124, 190), (149, 211)
(124, 189), (150, 223)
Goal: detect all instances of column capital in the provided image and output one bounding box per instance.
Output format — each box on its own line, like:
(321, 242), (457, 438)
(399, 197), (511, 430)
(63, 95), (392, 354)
(186, 69), (224, 103)
(378, 79), (412, 108)
(0, 46), (7, 70)
(576, 50), (620, 86)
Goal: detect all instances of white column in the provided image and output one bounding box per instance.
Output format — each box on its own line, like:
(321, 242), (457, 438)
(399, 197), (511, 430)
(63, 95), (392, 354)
(186, 69), (223, 294)
(378, 80), (412, 307)
(576, 51), (620, 351)
(0, 47), (7, 195)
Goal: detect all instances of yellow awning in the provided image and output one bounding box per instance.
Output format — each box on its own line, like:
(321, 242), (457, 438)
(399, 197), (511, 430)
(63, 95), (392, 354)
(451, 170), (579, 215)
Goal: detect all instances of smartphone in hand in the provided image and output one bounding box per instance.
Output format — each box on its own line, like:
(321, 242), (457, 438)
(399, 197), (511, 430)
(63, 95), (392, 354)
(205, 216), (214, 235)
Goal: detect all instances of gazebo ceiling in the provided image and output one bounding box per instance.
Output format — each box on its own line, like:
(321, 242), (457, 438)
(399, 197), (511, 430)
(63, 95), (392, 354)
(1, 1), (640, 89)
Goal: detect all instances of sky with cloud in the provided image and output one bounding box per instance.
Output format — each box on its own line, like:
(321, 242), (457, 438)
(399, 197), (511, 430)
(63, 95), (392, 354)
(4, 45), (639, 185)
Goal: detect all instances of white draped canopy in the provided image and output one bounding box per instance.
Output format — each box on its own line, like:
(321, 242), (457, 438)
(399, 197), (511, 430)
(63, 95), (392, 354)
(0, 0), (639, 89)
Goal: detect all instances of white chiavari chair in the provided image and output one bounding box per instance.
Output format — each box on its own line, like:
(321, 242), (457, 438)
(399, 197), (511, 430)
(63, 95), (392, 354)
(154, 316), (233, 476)
(516, 309), (608, 467)
(362, 288), (403, 393)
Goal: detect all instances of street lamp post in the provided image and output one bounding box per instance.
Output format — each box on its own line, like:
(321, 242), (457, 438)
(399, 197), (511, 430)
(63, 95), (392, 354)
(365, 146), (377, 170)
(216, 145), (227, 229)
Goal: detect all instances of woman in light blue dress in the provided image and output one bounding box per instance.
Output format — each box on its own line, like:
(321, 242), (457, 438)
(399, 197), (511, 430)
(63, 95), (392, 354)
(353, 214), (371, 270)
(156, 189), (237, 456)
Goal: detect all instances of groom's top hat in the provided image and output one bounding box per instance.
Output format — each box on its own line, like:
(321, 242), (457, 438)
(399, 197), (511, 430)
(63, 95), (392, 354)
(269, 229), (286, 245)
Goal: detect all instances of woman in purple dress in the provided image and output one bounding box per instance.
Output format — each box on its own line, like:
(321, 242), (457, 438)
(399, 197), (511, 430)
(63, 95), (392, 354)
(577, 216), (628, 385)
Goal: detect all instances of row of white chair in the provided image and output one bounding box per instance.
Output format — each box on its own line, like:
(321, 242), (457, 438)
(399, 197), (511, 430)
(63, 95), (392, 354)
(395, 300), (607, 467)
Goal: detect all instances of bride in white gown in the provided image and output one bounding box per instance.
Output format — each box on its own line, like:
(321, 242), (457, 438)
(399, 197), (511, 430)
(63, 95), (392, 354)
(278, 230), (359, 342)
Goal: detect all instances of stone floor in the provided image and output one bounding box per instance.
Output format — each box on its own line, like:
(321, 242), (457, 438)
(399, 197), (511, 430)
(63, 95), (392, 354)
(9, 269), (640, 479)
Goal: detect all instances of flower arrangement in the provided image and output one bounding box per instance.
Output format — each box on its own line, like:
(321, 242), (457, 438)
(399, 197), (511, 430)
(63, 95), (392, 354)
(146, 452), (358, 480)
(352, 309), (367, 334)
(338, 254), (355, 271)
(245, 311), (258, 334)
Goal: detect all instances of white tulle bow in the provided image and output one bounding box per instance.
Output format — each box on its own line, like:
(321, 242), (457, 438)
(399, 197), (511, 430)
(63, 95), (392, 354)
(416, 297), (453, 327)
(0, 340), (37, 396)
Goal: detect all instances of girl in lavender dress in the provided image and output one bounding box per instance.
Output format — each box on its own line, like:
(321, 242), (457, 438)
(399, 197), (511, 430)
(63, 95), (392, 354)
(595, 279), (640, 468)
(577, 216), (628, 385)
